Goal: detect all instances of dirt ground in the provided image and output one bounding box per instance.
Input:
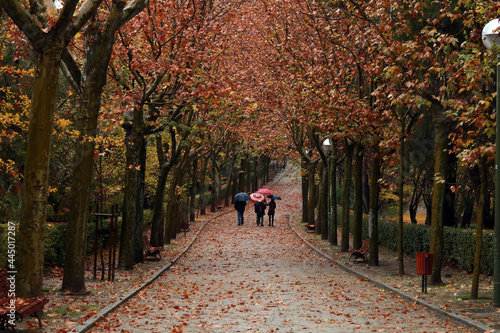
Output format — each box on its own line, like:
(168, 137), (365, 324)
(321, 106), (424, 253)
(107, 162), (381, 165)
(6, 168), (499, 332)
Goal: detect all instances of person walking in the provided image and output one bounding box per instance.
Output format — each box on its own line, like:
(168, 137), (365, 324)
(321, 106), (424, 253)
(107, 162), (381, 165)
(254, 199), (266, 226)
(235, 200), (246, 226)
(267, 198), (276, 226)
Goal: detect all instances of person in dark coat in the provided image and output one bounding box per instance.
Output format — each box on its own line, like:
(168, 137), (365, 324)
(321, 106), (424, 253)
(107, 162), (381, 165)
(254, 200), (266, 226)
(267, 198), (276, 226)
(235, 200), (246, 225)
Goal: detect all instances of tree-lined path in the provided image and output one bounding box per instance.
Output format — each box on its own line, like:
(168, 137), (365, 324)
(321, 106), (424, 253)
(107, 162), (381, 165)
(87, 168), (476, 333)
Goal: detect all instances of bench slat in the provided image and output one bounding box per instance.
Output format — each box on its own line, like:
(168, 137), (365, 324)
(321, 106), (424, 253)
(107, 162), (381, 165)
(348, 239), (370, 262)
(0, 268), (48, 329)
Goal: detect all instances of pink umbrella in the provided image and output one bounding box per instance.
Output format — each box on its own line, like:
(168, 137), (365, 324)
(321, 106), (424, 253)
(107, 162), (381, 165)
(257, 188), (273, 195)
(250, 192), (265, 203)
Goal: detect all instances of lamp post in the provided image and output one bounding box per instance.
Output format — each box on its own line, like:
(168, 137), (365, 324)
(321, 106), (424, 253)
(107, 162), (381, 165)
(483, 18), (500, 307)
(322, 139), (332, 235)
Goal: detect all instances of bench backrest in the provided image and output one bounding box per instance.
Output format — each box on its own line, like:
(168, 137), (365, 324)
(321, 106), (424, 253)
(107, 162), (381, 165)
(361, 238), (370, 251)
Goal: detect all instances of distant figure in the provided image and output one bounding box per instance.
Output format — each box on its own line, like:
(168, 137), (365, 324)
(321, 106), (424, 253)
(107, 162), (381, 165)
(267, 199), (276, 226)
(235, 200), (246, 226)
(254, 200), (266, 226)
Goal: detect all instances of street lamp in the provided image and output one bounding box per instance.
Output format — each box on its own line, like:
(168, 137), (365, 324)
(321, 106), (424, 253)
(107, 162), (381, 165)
(322, 138), (331, 154)
(483, 18), (500, 307)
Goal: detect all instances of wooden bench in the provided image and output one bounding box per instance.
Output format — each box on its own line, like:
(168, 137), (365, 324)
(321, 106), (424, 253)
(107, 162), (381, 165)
(0, 268), (48, 330)
(348, 238), (370, 262)
(180, 220), (190, 232)
(142, 234), (163, 260)
(306, 223), (315, 232)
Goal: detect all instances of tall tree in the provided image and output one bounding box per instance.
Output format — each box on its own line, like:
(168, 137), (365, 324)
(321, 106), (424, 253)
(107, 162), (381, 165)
(3, 0), (106, 298)
(62, 0), (150, 294)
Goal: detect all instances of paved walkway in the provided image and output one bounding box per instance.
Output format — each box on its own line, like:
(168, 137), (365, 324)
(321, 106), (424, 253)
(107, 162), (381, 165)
(87, 169), (478, 333)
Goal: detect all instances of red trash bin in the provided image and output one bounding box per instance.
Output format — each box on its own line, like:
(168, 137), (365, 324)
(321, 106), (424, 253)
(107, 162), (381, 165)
(416, 252), (433, 275)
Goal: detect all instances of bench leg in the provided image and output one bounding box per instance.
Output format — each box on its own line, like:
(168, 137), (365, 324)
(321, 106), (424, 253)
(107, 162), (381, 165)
(0, 317), (7, 330)
(0, 315), (16, 331)
(30, 310), (43, 328)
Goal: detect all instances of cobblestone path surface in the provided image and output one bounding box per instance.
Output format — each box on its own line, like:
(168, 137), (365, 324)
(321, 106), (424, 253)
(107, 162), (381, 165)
(88, 170), (477, 333)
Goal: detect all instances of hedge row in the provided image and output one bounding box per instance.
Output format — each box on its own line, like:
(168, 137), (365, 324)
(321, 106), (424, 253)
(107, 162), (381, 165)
(373, 218), (494, 275)
(0, 223), (67, 268)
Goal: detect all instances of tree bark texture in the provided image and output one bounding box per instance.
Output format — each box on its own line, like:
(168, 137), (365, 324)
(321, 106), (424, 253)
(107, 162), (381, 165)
(301, 158), (309, 223)
(119, 108), (147, 269)
(63, 4), (125, 293)
(321, 162), (329, 240)
(307, 163), (316, 228)
(368, 147), (380, 266)
(199, 157), (209, 215)
(341, 142), (353, 252)
(18, 44), (62, 297)
(164, 166), (185, 242)
(471, 155), (486, 299)
(429, 105), (450, 285)
(189, 159), (198, 221)
(352, 143), (363, 249)
(150, 137), (169, 247)
(398, 115), (405, 275)
(329, 144), (338, 245)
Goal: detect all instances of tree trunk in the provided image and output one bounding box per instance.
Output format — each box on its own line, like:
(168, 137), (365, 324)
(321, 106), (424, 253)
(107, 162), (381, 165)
(224, 159), (235, 207)
(150, 137), (169, 247)
(246, 158), (252, 192)
(302, 158), (309, 223)
(134, 138), (146, 263)
(189, 159), (197, 221)
(443, 152), (457, 227)
(430, 105), (450, 285)
(18, 45), (62, 298)
(460, 195), (474, 229)
(398, 114), (405, 275)
(318, 162), (328, 239)
(119, 108), (146, 269)
(164, 166), (184, 242)
(341, 141), (353, 252)
(329, 144), (338, 245)
(352, 143), (363, 249)
(238, 158), (247, 193)
(307, 163), (316, 228)
(368, 147), (381, 266)
(199, 157), (209, 215)
(471, 155), (486, 299)
(210, 161), (217, 213)
(63, 12), (122, 293)
(231, 164), (238, 205)
(409, 187), (421, 224)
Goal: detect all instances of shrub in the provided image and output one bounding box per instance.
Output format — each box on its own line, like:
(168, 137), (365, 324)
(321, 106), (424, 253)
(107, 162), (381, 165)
(375, 217), (494, 275)
(44, 223), (67, 267)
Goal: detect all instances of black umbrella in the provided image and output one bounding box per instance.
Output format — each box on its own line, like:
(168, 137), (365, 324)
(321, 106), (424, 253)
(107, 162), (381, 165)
(235, 192), (251, 201)
(267, 194), (281, 200)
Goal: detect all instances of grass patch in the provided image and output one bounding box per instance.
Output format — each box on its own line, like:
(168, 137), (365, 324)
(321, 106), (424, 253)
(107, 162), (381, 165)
(455, 293), (493, 301)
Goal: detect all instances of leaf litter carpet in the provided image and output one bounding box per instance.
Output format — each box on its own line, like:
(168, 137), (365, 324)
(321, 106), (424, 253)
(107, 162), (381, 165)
(87, 170), (477, 333)
(17, 167), (494, 332)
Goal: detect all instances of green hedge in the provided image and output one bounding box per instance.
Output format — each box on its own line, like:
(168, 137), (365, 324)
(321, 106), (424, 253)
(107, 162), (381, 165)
(0, 222), (67, 268)
(375, 218), (494, 275)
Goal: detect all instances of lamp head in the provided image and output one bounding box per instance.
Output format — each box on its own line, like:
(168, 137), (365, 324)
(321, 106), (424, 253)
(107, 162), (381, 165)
(482, 19), (500, 52)
(322, 138), (331, 153)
